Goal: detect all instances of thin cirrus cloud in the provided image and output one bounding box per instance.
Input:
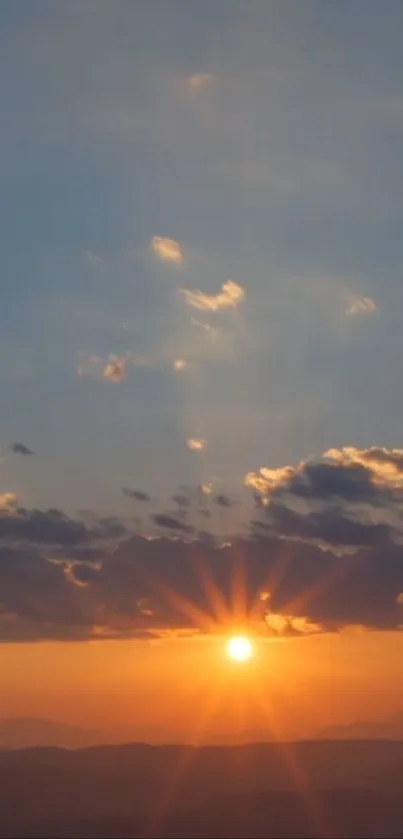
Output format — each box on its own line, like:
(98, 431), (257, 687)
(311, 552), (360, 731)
(77, 353), (151, 382)
(150, 235), (183, 264)
(84, 249), (106, 267)
(186, 72), (215, 92)
(186, 438), (205, 451)
(179, 280), (245, 312)
(190, 318), (217, 336)
(345, 294), (376, 317)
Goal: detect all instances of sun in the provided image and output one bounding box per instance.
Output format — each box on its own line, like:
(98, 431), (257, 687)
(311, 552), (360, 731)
(226, 635), (254, 662)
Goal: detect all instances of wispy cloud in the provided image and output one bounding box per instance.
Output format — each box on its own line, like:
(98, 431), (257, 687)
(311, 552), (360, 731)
(190, 317), (217, 336)
(345, 294), (376, 317)
(84, 249), (105, 267)
(187, 438), (205, 451)
(187, 72), (214, 92)
(10, 443), (35, 457)
(77, 353), (151, 382)
(121, 487), (151, 502)
(150, 235), (183, 264)
(179, 280), (245, 312)
(173, 359), (187, 371)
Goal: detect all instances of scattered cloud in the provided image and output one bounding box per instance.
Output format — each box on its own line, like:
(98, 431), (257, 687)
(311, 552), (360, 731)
(84, 249), (105, 267)
(10, 443), (35, 457)
(1, 446), (403, 641)
(190, 317), (217, 336)
(0, 492), (17, 510)
(214, 494), (236, 508)
(121, 487), (151, 502)
(187, 73), (214, 92)
(76, 355), (103, 378)
(2, 499), (403, 640)
(150, 236), (183, 264)
(245, 446), (403, 551)
(152, 513), (193, 534)
(77, 352), (151, 382)
(102, 354), (129, 382)
(180, 280), (245, 312)
(187, 438), (205, 451)
(199, 482), (213, 495)
(345, 294), (376, 317)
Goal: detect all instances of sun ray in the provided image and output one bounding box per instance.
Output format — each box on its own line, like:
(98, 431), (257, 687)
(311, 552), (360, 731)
(147, 667), (228, 835)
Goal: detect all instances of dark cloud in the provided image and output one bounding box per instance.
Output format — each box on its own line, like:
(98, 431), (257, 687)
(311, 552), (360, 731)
(10, 443), (35, 456)
(121, 487), (150, 502)
(172, 492), (192, 509)
(0, 528), (403, 642)
(1, 447), (403, 642)
(214, 493), (236, 508)
(246, 447), (403, 550)
(152, 513), (193, 534)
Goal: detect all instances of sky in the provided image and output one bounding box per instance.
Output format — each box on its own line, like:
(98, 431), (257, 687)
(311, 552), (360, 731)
(1, 0), (403, 741)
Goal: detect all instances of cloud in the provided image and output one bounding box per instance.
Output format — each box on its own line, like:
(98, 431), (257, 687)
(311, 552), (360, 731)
(121, 487), (151, 502)
(77, 352), (151, 382)
(102, 354), (129, 382)
(245, 446), (403, 551)
(0, 493), (17, 510)
(152, 513), (193, 534)
(214, 494), (236, 508)
(179, 280), (245, 312)
(190, 318), (217, 336)
(1, 509), (403, 641)
(1, 446), (403, 642)
(345, 295), (376, 317)
(84, 249), (105, 267)
(187, 73), (214, 92)
(187, 438), (205, 451)
(150, 236), (183, 264)
(76, 355), (103, 378)
(10, 443), (35, 456)
(173, 359), (187, 371)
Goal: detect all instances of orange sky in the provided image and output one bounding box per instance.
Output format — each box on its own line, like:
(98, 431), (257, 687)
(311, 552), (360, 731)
(2, 631), (403, 742)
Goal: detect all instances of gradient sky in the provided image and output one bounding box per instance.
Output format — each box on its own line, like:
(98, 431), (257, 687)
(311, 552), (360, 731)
(1, 1), (403, 740)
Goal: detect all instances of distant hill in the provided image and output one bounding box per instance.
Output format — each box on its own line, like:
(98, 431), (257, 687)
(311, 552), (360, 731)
(0, 717), (105, 750)
(1, 740), (403, 837)
(318, 712), (403, 741)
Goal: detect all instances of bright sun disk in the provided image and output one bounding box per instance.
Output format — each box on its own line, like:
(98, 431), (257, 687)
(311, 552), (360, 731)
(226, 635), (254, 662)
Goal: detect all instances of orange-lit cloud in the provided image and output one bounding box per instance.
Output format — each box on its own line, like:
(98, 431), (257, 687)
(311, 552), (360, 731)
(187, 72), (214, 91)
(173, 359), (187, 371)
(180, 280), (245, 312)
(150, 235), (183, 264)
(102, 354), (129, 382)
(77, 353), (151, 382)
(0, 492), (17, 510)
(265, 613), (323, 636)
(345, 294), (376, 316)
(190, 317), (217, 336)
(187, 438), (205, 451)
(1, 446), (403, 642)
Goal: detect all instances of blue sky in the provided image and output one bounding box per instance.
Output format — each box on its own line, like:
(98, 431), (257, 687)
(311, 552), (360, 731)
(1, 0), (403, 520)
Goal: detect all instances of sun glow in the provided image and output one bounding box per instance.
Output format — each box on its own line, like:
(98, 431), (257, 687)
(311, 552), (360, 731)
(226, 635), (254, 662)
